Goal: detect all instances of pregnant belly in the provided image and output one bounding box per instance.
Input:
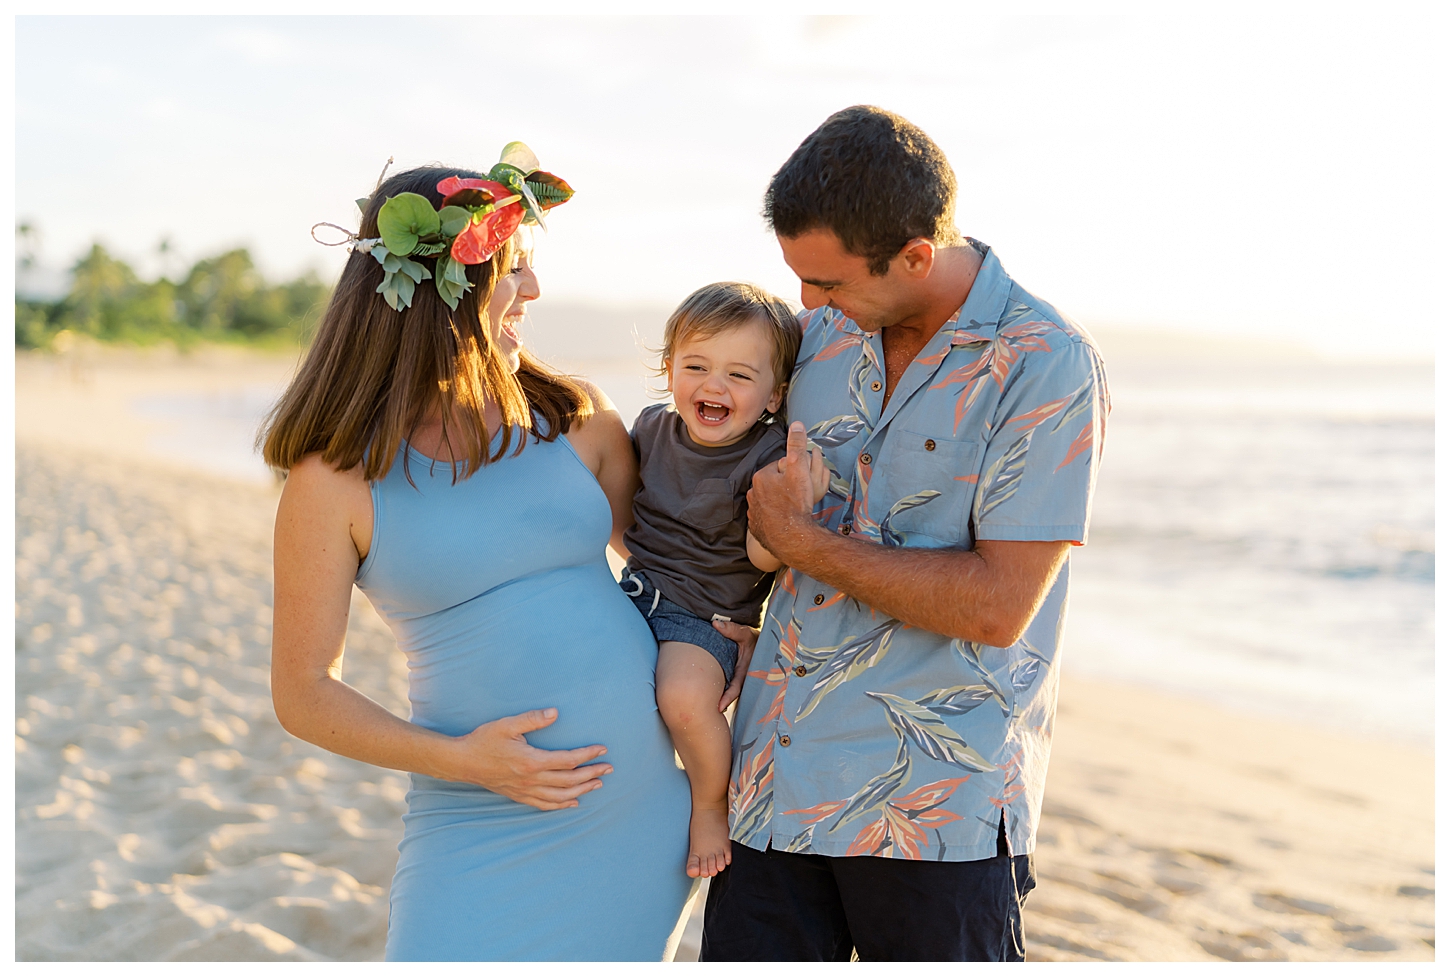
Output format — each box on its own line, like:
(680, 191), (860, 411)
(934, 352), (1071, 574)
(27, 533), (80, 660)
(396, 563), (666, 763)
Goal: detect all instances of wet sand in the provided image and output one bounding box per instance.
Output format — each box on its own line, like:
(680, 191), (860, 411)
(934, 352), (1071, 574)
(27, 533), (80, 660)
(13, 348), (1434, 961)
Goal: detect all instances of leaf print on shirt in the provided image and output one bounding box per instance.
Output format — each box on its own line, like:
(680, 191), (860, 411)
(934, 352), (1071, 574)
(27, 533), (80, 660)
(808, 414), (869, 449)
(952, 639), (1011, 713)
(1010, 657), (1043, 697)
(847, 349), (877, 431)
(1005, 374), (1094, 436)
(838, 772), (974, 859)
(751, 611), (809, 728)
(728, 735), (775, 839)
(829, 745), (913, 833)
(866, 692), (998, 772)
(915, 684), (998, 716)
(929, 318), (1060, 435)
(879, 490), (941, 547)
(974, 430), (1033, 524)
(811, 312), (867, 364)
(794, 620), (902, 722)
(851, 454), (879, 541)
(1056, 421), (1097, 471)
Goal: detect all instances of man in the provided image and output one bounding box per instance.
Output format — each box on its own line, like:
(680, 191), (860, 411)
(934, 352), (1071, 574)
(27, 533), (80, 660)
(704, 106), (1111, 961)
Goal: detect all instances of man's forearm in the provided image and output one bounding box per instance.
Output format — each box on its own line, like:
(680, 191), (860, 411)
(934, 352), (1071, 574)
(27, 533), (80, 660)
(772, 523), (1068, 647)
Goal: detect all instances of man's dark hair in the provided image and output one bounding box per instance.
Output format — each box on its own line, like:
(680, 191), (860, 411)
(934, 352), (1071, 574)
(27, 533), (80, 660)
(764, 105), (962, 276)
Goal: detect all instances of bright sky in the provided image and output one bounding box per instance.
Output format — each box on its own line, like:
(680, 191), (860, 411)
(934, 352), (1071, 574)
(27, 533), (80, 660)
(14, 13), (1446, 355)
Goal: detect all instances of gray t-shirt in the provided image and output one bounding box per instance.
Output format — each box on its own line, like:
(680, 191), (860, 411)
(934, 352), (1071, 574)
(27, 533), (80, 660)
(624, 404), (788, 627)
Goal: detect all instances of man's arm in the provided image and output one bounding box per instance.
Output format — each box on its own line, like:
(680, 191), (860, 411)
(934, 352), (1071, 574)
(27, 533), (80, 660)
(747, 423), (1070, 646)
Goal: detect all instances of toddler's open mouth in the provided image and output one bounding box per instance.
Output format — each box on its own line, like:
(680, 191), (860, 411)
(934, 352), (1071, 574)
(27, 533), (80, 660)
(696, 401), (732, 424)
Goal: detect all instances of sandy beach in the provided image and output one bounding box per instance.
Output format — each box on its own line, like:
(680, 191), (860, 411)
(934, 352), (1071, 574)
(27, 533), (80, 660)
(14, 347), (1435, 961)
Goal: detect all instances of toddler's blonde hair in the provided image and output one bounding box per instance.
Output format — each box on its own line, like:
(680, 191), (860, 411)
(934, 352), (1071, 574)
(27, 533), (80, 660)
(657, 283), (802, 401)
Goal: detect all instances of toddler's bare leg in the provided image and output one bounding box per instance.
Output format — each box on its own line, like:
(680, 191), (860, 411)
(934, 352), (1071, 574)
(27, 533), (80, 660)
(656, 640), (732, 879)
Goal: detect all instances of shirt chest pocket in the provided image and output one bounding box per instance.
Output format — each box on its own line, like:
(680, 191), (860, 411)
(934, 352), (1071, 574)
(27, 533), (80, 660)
(874, 429), (980, 546)
(676, 477), (738, 532)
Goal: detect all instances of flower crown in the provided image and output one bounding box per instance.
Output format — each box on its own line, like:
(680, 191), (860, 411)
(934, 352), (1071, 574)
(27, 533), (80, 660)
(312, 142), (574, 312)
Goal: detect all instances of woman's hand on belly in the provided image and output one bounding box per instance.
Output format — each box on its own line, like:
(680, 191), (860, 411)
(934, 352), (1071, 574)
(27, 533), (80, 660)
(440, 707), (614, 810)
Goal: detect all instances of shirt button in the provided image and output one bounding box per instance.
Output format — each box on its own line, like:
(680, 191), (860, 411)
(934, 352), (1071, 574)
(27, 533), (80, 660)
(794, 665), (807, 677)
(813, 593), (824, 605)
(924, 439), (936, 451)
(860, 452), (873, 466)
(780, 735), (792, 747)
(870, 381), (882, 392)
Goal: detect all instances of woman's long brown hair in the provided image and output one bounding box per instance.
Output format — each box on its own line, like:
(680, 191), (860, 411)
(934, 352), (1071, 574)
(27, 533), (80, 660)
(259, 165), (591, 483)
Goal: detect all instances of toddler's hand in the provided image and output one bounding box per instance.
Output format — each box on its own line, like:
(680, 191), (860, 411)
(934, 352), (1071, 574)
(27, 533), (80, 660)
(806, 440), (831, 505)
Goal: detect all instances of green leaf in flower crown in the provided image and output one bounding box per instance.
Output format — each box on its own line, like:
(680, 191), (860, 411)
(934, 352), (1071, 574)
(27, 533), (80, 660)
(377, 272), (409, 311)
(523, 172), (574, 211)
(434, 254), (472, 310)
(498, 141), (540, 173)
(377, 192), (441, 257)
(394, 255), (431, 285)
(409, 241), (449, 257)
(356, 197), (371, 214)
(438, 205), (472, 239)
(487, 162), (528, 189)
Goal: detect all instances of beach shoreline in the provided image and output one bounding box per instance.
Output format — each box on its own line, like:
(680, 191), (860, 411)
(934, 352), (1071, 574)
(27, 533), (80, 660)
(14, 347), (1434, 961)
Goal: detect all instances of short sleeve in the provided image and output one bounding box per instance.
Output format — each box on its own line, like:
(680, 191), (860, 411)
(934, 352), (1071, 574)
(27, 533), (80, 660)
(973, 339), (1109, 544)
(753, 426), (789, 474)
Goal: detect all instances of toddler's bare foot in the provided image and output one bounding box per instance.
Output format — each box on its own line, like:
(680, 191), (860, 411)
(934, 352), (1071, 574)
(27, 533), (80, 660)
(686, 805), (731, 878)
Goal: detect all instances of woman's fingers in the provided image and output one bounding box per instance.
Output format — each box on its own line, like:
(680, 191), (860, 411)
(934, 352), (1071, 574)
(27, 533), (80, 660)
(489, 707), (560, 737)
(534, 744), (609, 770)
(531, 762), (613, 787)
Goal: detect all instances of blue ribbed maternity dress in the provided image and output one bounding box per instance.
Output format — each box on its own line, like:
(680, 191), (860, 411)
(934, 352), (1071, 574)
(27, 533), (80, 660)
(354, 433), (692, 961)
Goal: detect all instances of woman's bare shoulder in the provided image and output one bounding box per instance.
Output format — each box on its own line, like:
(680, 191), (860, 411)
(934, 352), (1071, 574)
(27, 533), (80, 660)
(563, 382), (632, 473)
(575, 379), (617, 416)
(279, 454), (372, 513)
(276, 453), (374, 556)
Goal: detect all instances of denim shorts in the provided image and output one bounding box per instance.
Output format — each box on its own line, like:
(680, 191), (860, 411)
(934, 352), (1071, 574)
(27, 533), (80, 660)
(620, 570), (739, 680)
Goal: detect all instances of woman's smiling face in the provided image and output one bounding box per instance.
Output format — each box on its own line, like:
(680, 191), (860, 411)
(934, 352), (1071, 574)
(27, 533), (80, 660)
(484, 237), (540, 374)
(667, 318), (785, 448)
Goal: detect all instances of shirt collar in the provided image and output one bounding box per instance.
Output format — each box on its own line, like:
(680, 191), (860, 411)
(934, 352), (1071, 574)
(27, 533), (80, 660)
(942, 240), (1010, 346)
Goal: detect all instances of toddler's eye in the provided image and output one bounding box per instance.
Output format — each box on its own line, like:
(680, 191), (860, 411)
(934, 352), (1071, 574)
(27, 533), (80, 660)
(730, 373), (753, 381)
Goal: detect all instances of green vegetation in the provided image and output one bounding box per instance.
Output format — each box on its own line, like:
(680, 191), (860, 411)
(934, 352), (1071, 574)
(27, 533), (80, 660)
(15, 242), (331, 350)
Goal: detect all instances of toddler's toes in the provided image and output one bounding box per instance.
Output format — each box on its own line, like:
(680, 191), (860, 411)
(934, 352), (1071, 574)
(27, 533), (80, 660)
(686, 852), (702, 878)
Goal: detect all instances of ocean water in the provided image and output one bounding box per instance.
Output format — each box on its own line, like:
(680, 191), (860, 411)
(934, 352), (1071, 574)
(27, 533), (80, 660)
(131, 341), (1433, 744)
(1066, 352), (1434, 745)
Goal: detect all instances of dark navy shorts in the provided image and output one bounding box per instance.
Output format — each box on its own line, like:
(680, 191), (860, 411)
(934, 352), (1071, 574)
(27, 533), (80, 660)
(620, 571), (739, 680)
(701, 817), (1035, 961)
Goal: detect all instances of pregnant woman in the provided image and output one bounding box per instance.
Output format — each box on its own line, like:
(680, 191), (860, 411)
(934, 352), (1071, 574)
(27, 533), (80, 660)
(261, 147), (692, 960)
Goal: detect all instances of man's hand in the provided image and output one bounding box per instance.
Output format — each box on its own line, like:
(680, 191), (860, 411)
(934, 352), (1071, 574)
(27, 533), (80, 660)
(715, 619), (761, 712)
(748, 422), (824, 564)
(443, 708), (613, 811)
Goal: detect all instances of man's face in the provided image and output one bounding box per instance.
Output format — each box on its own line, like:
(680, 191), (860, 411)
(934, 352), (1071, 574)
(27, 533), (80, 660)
(776, 228), (913, 333)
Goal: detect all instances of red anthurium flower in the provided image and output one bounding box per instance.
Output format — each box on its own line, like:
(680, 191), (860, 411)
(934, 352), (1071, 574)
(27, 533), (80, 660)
(436, 176), (489, 199)
(439, 179), (512, 210)
(450, 201), (524, 264)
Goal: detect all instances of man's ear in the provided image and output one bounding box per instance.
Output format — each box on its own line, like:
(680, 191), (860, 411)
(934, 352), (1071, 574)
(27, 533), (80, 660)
(897, 237), (937, 278)
(766, 383), (787, 416)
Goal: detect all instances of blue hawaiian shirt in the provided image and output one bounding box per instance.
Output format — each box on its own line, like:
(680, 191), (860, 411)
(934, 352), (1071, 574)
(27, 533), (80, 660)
(728, 244), (1111, 861)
